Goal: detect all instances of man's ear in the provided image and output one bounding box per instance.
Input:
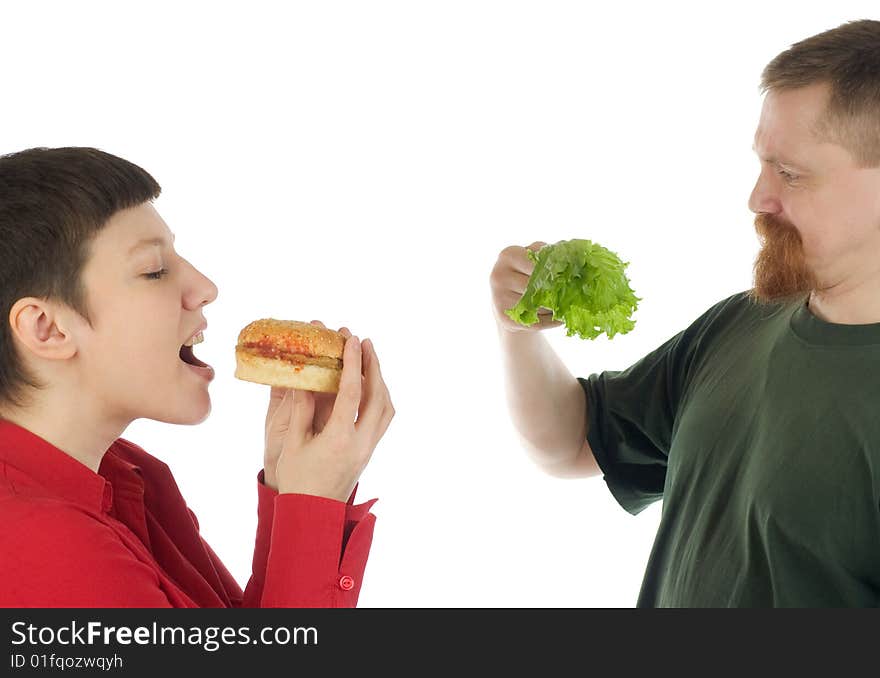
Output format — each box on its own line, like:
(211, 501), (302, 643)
(8, 297), (78, 361)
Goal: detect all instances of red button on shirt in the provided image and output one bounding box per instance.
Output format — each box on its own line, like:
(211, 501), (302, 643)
(339, 575), (355, 591)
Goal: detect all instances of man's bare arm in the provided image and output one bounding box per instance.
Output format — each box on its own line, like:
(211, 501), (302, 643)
(490, 243), (600, 478)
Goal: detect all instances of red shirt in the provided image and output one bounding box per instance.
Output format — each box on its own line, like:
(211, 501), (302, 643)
(0, 419), (376, 607)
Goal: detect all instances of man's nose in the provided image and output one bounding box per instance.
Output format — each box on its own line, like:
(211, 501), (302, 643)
(748, 171), (782, 215)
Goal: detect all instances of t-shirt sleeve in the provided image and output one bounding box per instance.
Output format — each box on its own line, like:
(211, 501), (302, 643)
(578, 293), (743, 515)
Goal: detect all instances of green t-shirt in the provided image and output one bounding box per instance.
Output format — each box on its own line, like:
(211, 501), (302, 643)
(579, 290), (880, 607)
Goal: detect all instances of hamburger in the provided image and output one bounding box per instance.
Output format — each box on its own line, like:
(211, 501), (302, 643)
(234, 319), (345, 393)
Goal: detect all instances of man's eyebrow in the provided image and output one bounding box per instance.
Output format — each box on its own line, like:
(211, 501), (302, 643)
(127, 233), (176, 256)
(751, 142), (806, 170)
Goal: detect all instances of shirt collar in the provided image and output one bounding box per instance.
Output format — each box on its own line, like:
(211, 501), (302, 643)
(0, 418), (143, 514)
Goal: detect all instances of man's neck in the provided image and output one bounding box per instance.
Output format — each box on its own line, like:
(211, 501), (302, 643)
(0, 399), (128, 474)
(808, 269), (880, 325)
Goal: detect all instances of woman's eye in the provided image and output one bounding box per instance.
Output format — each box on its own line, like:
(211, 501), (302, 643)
(144, 269), (169, 280)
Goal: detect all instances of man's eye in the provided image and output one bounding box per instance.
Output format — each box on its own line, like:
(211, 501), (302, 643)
(144, 269), (169, 280)
(778, 168), (798, 182)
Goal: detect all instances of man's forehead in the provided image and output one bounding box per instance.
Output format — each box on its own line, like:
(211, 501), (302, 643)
(752, 128), (810, 168)
(753, 87), (829, 166)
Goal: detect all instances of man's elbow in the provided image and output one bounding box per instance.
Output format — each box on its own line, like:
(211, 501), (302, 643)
(524, 438), (602, 479)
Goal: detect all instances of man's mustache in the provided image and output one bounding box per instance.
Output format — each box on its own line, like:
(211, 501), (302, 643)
(754, 212), (800, 242)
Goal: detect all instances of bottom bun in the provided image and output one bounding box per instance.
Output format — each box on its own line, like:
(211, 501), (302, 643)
(234, 348), (341, 393)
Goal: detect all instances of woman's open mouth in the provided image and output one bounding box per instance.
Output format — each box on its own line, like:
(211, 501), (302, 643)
(179, 344), (209, 368)
(180, 331), (214, 380)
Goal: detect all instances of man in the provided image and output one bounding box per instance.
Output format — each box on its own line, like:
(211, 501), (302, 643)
(0, 147), (395, 607)
(490, 19), (880, 606)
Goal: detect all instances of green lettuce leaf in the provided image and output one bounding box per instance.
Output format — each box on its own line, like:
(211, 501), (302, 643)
(504, 239), (641, 340)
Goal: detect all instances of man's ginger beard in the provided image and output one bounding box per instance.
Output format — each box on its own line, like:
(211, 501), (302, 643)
(749, 213), (819, 304)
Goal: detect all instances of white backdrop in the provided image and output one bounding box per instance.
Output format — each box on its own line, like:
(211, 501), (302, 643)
(2, 1), (875, 607)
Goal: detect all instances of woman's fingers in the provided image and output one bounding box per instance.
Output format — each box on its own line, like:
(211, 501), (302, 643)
(356, 339), (395, 446)
(307, 322), (354, 432)
(288, 388), (316, 442)
(327, 335), (363, 430)
(268, 385), (288, 406)
(266, 386), (290, 424)
(311, 319), (353, 340)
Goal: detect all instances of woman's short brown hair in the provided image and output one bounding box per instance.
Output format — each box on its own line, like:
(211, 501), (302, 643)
(0, 147), (161, 411)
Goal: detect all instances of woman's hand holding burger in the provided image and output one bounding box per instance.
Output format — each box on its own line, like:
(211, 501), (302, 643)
(261, 321), (394, 502)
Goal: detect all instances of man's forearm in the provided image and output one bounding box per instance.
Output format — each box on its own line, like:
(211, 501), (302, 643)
(496, 323), (588, 467)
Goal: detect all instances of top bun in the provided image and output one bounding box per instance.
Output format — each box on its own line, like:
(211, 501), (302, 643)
(236, 319), (345, 359)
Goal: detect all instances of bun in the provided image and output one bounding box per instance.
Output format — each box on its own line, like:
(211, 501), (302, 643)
(234, 319), (345, 393)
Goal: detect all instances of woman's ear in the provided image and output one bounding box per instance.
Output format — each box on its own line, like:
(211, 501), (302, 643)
(8, 297), (78, 361)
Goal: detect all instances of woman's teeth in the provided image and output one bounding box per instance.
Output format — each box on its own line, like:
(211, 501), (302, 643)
(183, 331), (205, 347)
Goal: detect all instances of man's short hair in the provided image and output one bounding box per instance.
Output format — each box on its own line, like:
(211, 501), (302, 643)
(760, 19), (880, 167)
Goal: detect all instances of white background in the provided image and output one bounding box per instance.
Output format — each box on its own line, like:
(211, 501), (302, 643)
(2, 1), (876, 607)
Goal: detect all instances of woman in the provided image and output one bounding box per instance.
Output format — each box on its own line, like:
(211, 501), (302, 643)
(0, 146), (394, 607)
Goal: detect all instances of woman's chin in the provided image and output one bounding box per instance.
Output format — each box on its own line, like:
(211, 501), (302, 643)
(184, 399), (212, 425)
(165, 392), (212, 425)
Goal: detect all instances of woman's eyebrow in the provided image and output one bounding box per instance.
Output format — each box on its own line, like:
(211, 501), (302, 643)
(127, 233), (176, 256)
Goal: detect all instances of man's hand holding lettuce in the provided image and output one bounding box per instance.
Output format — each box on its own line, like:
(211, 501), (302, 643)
(504, 239), (641, 340)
